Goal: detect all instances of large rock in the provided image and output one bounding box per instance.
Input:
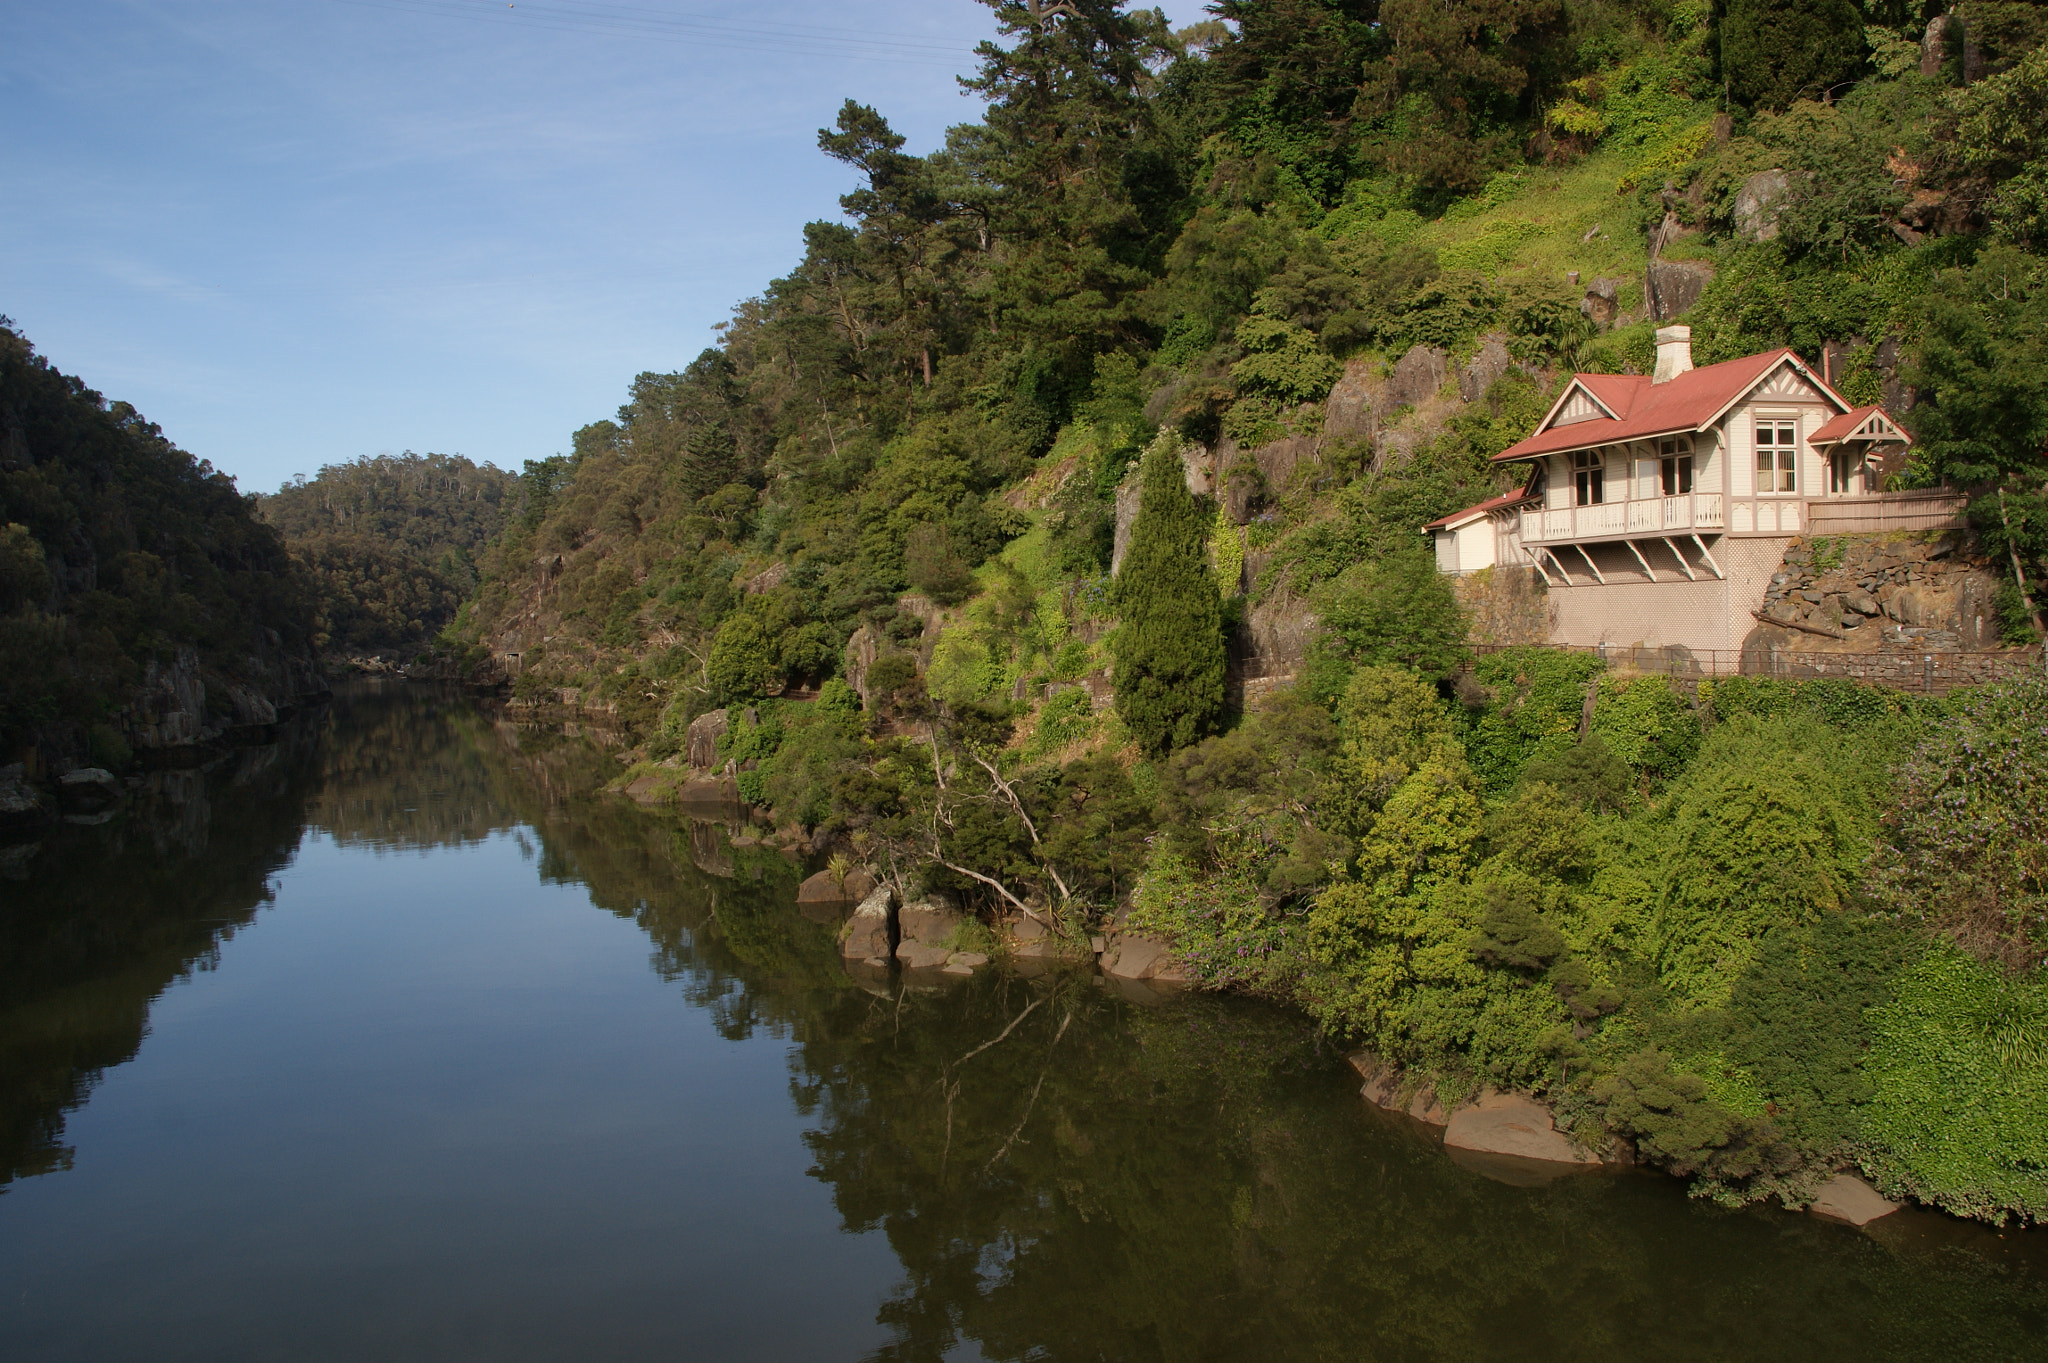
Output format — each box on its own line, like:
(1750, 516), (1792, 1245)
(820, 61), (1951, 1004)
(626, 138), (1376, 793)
(899, 899), (965, 947)
(132, 646), (208, 749)
(896, 941), (953, 970)
(843, 626), (883, 709)
(0, 764), (46, 826)
(1444, 1092), (1599, 1165)
(685, 709), (728, 769)
(1456, 333), (1514, 402)
(1111, 467), (1143, 575)
(57, 767), (121, 809)
(1385, 345), (1450, 410)
(1647, 260), (1714, 322)
(1807, 1173), (1900, 1226)
(1099, 935), (1188, 985)
(676, 775), (741, 807)
(839, 884), (896, 960)
(797, 868), (874, 909)
(1734, 169), (1789, 243)
(1323, 357), (1385, 444)
(1580, 278), (1622, 325)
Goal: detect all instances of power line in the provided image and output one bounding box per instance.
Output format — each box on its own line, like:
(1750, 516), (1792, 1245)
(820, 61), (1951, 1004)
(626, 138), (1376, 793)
(323, 0), (978, 67)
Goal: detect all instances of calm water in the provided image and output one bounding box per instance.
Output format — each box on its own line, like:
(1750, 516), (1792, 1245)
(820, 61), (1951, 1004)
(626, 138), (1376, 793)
(1, 685), (2043, 1361)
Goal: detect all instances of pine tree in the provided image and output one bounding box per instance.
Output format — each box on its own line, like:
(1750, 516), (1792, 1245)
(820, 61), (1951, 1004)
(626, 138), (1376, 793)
(1113, 433), (1224, 756)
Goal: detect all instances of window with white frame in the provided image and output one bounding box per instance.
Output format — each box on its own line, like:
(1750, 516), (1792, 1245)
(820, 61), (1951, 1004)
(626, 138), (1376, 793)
(1754, 418), (1798, 493)
(1572, 449), (1603, 505)
(1657, 435), (1694, 496)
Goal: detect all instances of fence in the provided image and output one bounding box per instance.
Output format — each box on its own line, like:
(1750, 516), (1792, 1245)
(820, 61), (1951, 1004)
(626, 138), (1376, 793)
(1471, 641), (2044, 694)
(1805, 490), (1967, 534)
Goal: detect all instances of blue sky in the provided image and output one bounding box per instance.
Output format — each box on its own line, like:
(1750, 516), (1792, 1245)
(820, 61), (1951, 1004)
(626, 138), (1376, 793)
(2, 0), (1206, 494)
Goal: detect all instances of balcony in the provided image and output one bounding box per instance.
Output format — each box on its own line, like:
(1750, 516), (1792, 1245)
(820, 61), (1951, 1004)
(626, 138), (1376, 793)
(1519, 493), (1723, 545)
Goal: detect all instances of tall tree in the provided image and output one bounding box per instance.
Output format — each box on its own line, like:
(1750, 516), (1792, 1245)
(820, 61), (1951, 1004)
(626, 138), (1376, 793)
(1113, 435), (1224, 755)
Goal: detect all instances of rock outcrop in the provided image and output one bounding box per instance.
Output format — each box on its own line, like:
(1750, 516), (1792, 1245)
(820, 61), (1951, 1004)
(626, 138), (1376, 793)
(1444, 1092), (1599, 1165)
(798, 868), (875, 910)
(839, 884), (896, 961)
(1750, 531), (2004, 653)
(1806, 1173), (1900, 1226)
(1099, 935), (1188, 985)
(685, 709), (728, 769)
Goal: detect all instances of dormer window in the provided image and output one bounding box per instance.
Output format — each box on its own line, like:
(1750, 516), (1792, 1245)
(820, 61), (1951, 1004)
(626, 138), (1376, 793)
(1756, 420), (1798, 493)
(1657, 436), (1694, 496)
(1571, 450), (1604, 506)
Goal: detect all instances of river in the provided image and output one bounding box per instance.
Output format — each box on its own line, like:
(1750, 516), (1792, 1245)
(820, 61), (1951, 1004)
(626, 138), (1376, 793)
(0, 683), (2042, 1361)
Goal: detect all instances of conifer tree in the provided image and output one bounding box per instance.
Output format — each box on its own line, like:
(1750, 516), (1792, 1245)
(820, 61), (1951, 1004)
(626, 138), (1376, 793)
(1113, 434), (1224, 756)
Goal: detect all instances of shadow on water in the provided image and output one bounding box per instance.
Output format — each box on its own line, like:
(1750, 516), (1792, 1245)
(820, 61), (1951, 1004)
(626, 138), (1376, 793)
(1, 682), (2043, 1361)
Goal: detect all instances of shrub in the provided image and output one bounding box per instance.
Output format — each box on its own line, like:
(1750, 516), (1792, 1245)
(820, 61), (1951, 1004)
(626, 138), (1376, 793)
(1860, 948), (2048, 1225)
(1310, 553), (1469, 681)
(1867, 675), (2048, 973)
(1645, 716), (1873, 1008)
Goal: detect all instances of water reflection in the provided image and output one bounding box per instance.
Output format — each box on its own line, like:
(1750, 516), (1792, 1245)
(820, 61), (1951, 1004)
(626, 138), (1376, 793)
(0, 684), (2041, 1361)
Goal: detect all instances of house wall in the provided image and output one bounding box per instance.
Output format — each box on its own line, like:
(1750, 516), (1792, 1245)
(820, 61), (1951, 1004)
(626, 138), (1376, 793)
(1542, 534), (1790, 653)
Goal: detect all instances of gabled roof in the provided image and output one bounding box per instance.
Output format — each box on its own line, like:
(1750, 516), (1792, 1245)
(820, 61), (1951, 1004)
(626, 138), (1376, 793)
(1424, 488), (1539, 532)
(1494, 349), (1840, 463)
(1809, 405), (1906, 446)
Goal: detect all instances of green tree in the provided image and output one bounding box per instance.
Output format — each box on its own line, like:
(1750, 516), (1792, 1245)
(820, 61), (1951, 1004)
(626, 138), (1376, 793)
(1311, 552), (1471, 680)
(1717, 0), (1868, 110)
(1113, 434), (1225, 756)
(1904, 245), (2048, 486)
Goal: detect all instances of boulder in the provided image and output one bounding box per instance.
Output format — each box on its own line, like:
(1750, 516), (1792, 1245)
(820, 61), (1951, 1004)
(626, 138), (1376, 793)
(1733, 169), (1789, 243)
(1444, 1092), (1599, 1165)
(1099, 935), (1187, 985)
(676, 775), (740, 807)
(57, 767), (120, 808)
(1807, 1173), (1900, 1226)
(685, 709), (728, 769)
(1456, 334), (1514, 403)
(1647, 260), (1714, 322)
(895, 941), (953, 970)
(1580, 278), (1621, 325)
(621, 774), (666, 804)
(839, 885), (896, 961)
(1110, 468), (1144, 575)
(1385, 345), (1450, 410)
(1178, 441), (1214, 497)
(842, 626), (883, 709)
(0, 764), (45, 825)
(948, 951), (990, 969)
(899, 899), (965, 947)
(797, 868), (873, 909)
(1323, 358), (1385, 443)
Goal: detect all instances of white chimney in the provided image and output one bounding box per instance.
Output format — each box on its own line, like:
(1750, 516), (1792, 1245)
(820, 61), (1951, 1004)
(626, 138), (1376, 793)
(1653, 325), (1694, 384)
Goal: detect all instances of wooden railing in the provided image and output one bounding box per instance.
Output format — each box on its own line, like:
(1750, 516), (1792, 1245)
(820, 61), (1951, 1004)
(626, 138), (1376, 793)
(1521, 493), (1723, 544)
(1806, 490), (1967, 533)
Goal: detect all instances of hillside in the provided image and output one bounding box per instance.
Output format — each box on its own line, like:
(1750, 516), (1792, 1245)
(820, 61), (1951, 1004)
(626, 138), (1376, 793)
(257, 452), (518, 657)
(0, 321), (322, 775)
(441, 2), (2048, 1221)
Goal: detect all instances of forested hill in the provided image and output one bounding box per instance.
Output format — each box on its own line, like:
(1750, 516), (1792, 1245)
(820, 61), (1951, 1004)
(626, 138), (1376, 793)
(257, 453), (517, 657)
(456, 0), (2048, 720)
(0, 321), (320, 770)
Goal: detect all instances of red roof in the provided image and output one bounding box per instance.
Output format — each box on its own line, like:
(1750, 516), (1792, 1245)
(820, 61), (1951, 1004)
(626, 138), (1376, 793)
(1424, 488), (1539, 532)
(1809, 404), (1890, 445)
(1494, 349), (1808, 463)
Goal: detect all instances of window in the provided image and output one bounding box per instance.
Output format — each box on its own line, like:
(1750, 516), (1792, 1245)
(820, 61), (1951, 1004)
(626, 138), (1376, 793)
(1829, 449), (1860, 494)
(1755, 419), (1797, 493)
(1657, 435), (1693, 496)
(1572, 450), (1603, 506)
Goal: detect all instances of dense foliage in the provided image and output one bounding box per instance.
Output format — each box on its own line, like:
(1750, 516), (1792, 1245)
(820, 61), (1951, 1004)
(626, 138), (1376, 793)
(257, 453), (517, 655)
(0, 321), (315, 761)
(426, 1), (2048, 1223)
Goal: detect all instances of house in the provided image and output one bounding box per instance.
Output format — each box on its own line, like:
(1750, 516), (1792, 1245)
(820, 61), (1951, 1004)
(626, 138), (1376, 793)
(1427, 326), (1963, 656)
